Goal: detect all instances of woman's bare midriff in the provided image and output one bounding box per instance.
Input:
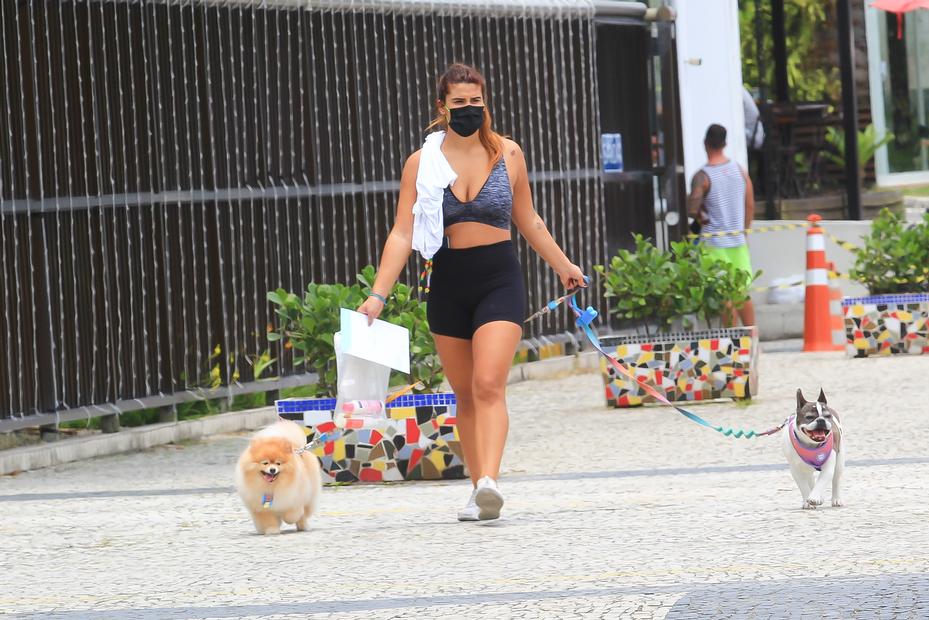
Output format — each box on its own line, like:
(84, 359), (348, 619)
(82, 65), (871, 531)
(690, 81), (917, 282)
(443, 221), (511, 249)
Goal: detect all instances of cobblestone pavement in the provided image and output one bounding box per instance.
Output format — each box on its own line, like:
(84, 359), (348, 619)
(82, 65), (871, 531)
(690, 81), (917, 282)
(2, 348), (929, 619)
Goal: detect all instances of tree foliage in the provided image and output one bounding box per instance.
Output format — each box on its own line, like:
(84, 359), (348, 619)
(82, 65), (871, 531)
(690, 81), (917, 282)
(739, 0), (840, 103)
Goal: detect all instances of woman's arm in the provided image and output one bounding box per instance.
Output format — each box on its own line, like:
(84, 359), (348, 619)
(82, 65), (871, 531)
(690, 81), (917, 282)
(357, 151), (420, 323)
(509, 141), (586, 289)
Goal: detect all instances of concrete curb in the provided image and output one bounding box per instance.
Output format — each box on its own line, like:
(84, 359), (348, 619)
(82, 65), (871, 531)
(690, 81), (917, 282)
(508, 350), (601, 383)
(0, 407), (279, 476)
(2, 353), (606, 476)
(756, 303), (804, 341)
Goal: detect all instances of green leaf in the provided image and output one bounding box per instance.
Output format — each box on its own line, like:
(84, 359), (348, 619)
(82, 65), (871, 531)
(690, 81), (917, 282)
(264, 265), (445, 395)
(253, 354), (277, 380)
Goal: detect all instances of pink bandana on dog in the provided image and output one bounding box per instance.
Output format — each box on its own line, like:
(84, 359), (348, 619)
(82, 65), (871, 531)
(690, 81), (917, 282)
(789, 415), (833, 471)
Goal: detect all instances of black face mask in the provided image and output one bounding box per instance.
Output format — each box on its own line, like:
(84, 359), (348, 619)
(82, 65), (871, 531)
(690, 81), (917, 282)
(447, 105), (484, 137)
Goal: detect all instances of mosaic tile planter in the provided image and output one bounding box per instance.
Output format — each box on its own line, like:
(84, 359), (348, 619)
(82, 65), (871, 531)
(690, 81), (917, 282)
(842, 293), (929, 357)
(276, 393), (465, 483)
(599, 327), (759, 407)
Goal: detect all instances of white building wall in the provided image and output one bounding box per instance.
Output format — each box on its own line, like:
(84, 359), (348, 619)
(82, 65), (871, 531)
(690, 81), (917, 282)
(671, 0), (747, 188)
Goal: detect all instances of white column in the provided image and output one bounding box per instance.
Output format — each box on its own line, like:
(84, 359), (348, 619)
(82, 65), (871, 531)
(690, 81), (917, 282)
(670, 0), (748, 189)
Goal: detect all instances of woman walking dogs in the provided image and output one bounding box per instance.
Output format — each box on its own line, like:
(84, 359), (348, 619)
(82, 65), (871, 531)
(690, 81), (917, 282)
(357, 64), (585, 521)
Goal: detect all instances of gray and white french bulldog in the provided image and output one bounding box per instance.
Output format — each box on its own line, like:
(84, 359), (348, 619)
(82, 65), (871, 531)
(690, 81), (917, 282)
(781, 388), (845, 509)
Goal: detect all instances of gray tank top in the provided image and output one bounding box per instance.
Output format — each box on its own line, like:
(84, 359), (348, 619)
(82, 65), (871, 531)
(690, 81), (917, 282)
(443, 158), (513, 230)
(701, 160), (746, 248)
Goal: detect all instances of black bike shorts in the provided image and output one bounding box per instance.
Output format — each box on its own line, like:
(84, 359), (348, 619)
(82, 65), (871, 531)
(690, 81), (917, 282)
(427, 240), (527, 340)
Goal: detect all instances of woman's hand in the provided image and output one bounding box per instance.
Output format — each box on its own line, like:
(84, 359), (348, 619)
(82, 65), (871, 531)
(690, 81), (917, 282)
(558, 263), (587, 290)
(357, 295), (386, 325)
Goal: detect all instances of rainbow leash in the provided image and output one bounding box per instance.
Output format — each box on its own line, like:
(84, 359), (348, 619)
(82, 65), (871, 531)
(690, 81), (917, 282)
(528, 278), (787, 439)
(523, 283), (587, 324)
(418, 260), (433, 294)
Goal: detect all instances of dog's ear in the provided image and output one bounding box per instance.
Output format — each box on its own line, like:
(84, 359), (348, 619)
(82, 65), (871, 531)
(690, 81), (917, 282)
(817, 388), (827, 405)
(796, 388), (807, 411)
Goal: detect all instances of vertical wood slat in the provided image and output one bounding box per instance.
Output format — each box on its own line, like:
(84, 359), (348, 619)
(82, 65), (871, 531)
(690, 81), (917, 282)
(0, 1), (605, 423)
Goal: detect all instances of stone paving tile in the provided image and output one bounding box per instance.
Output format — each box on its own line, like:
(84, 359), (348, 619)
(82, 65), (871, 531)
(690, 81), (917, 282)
(2, 350), (929, 618)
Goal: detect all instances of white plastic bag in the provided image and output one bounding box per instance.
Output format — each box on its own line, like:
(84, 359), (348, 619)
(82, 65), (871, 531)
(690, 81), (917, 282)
(333, 331), (391, 427)
(766, 275), (805, 305)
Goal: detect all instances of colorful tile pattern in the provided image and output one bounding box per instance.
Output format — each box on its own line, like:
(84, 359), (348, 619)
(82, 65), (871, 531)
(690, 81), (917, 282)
(275, 393), (466, 483)
(598, 328), (759, 407)
(842, 294), (929, 357)
(515, 333), (576, 363)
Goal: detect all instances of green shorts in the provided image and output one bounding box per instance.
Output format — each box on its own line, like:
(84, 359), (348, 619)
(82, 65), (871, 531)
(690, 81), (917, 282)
(704, 244), (753, 276)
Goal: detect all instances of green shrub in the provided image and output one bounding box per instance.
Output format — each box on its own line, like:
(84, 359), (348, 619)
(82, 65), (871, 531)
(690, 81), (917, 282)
(824, 124), (894, 185)
(594, 234), (758, 335)
(594, 235), (678, 335)
(267, 266), (443, 397)
(850, 208), (929, 295)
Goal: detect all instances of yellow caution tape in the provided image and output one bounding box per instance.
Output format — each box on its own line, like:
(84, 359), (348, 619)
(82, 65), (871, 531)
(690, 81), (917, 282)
(688, 222), (926, 289)
(823, 231), (860, 252)
(751, 280), (804, 293)
(828, 269), (926, 285)
(752, 270), (927, 291)
(689, 223), (860, 254)
(752, 271), (854, 292)
(688, 222), (809, 240)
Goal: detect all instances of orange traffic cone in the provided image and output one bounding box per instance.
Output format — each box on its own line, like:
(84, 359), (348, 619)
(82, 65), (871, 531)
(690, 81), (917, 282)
(803, 214), (842, 351)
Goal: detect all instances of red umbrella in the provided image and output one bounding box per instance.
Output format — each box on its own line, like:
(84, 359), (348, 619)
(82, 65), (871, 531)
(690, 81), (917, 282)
(871, 0), (929, 39)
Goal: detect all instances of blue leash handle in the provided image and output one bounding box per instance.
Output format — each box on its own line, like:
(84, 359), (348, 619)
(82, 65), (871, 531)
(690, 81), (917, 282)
(538, 279), (786, 440)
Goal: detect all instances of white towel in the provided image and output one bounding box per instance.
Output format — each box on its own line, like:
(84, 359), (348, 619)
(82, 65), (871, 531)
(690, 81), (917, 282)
(411, 131), (457, 260)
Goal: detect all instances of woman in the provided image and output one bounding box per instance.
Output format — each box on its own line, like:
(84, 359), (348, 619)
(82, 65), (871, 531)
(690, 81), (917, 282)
(357, 64), (585, 522)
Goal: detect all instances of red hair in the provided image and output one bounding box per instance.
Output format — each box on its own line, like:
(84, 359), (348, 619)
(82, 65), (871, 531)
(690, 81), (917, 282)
(426, 63), (504, 165)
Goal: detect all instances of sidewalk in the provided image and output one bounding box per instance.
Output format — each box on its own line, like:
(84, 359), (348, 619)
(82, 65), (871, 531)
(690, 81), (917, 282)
(2, 349), (928, 618)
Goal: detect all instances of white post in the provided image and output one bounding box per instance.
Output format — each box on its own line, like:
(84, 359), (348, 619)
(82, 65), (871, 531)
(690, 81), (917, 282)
(670, 0), (748, 188)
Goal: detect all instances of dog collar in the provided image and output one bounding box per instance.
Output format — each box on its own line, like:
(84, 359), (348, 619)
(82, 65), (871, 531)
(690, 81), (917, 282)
(261, 494), (273, 508)
(789, 415), (833, 471)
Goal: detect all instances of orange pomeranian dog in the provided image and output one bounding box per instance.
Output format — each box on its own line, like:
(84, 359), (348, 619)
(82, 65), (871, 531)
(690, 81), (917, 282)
(235, 419), (322, 534)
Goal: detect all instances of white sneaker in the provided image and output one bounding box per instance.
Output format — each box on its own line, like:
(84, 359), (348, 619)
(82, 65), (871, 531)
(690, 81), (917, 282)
(474, 476), (504, 520)
(457, 488), (480, 521)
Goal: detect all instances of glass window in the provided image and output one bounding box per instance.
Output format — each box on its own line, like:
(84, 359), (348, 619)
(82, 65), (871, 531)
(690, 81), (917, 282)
(878, 10), (929, 174)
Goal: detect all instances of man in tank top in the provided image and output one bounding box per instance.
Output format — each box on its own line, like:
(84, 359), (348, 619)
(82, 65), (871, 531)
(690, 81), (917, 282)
(687, 124), (756, 328)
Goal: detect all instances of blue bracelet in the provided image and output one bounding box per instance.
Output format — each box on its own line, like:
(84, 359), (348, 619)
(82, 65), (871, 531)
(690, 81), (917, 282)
(369, 292), (388, 305)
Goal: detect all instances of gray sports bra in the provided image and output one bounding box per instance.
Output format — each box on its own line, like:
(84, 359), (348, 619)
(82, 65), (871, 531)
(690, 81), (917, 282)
(443, 158), (513, 230)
